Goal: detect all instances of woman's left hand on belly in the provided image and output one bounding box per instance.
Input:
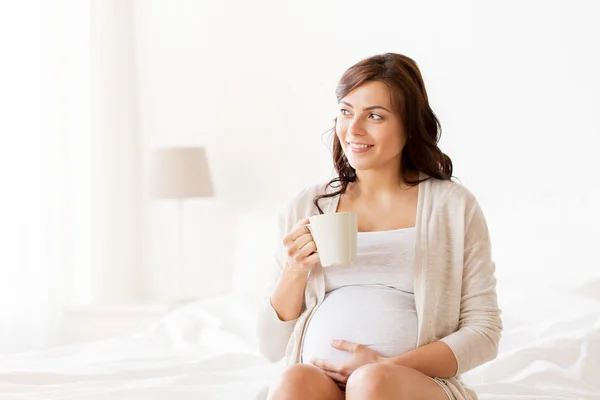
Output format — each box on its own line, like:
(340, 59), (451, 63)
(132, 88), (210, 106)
(310, 340), (383, 386)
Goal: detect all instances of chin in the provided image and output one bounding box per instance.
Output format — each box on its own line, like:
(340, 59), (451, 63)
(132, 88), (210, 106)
(348, 162), (372, 171)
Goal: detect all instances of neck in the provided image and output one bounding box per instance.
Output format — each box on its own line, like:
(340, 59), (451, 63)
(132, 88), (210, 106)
(352, 166), (415, 198)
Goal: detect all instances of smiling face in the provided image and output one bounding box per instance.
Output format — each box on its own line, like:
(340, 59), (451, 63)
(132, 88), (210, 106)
(335, 80), (407, 174)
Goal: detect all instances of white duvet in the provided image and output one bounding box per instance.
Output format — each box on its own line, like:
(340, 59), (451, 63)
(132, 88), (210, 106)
(0, 281), (599, 400)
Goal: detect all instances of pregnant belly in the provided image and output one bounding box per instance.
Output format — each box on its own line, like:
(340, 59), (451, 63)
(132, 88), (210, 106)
(301, 285), (418, 364)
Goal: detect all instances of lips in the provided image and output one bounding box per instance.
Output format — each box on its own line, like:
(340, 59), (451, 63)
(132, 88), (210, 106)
(347, 142), (374, 149)
(347, 142), (374, 154)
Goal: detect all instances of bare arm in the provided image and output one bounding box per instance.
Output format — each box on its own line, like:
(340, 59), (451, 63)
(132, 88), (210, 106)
(382, 341), (458, 379)
(270, 264), (310, 321)
(257, 217), (320, 361)
(269, 218), (320, 320)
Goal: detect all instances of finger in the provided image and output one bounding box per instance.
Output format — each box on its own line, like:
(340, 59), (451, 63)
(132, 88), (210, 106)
(291, 218), (311, 238)
(321, 369), (348, 385)
(284, 233), (310, 258)
(295, 239), (317, 260)
(311, 359), (347, 375)
(291, 223), (311, 240)
(303, 251), (321, 266)
(294, 233), (313, 251)
(287, 234), (313, 263)
(331, 339), (362, 352)
(282, 218), (311, 246)
(295, 217), (310, 227)
(283, 229), (308, 248)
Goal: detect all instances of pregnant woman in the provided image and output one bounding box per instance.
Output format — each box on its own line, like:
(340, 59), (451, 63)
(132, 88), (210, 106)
(257, 53), (502, 400)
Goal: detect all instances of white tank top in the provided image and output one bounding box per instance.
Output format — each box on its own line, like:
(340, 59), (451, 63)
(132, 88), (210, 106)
(301, 227), (418, 364)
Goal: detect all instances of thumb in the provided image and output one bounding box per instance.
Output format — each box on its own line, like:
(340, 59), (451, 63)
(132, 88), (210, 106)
(297, 216), (310, 226)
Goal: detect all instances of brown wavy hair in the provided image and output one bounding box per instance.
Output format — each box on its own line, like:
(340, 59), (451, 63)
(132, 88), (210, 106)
(313, 53), (454, 213)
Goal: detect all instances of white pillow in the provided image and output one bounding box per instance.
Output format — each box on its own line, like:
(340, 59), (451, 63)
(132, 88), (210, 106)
(231, 210), (280, 298)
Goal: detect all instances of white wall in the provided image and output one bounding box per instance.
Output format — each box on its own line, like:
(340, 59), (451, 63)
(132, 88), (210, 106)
(133, 0), (600, 301)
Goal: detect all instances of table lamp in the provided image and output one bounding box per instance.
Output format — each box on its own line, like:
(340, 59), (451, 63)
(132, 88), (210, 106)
(149, 147), (214, 301)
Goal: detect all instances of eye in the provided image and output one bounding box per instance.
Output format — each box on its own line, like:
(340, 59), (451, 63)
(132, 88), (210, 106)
(340, 109), (351, 116)
(370, 113), (383, 120)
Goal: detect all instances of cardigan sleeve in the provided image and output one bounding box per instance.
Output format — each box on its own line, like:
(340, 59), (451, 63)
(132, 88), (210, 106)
(256, 206), (299, 362)
(439, 198), (503, 376)
(256, 185), (321, 362)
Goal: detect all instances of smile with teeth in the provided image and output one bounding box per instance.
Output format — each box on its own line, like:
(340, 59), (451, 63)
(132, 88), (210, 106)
(348, 142), (374, 149)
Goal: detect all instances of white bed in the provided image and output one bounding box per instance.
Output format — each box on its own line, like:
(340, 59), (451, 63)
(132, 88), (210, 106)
(1, 281), (599, 400)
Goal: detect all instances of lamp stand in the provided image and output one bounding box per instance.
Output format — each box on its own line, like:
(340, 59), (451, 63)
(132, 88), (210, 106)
(177, 198), (184, 301)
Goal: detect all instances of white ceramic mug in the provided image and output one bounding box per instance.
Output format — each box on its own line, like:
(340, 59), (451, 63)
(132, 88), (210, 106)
(305, 212), (358, 267)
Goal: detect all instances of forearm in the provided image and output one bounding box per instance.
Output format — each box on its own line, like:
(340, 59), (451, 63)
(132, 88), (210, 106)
(269, 263), (309, 321)
(382, 341), (458, 379)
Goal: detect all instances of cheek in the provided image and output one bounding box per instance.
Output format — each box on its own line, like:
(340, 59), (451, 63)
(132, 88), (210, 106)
(336, 116), (351, 131)
(335, 120), (347, 140)
(375, 129), (404, 153)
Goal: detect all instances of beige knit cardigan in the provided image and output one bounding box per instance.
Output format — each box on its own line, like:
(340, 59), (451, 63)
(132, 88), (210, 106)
(256, 174), (502, 399)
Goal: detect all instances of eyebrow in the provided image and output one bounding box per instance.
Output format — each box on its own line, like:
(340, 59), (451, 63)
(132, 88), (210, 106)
(340, 101), (392, 113)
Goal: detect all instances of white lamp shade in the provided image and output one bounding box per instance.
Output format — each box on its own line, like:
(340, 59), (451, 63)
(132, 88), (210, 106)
(149, 147), (214, 200)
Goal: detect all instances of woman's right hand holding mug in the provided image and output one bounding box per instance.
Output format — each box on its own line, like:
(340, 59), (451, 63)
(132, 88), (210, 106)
(282, 217), (320, 274)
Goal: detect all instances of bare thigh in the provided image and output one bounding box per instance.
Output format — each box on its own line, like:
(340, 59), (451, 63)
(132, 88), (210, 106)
(267, 364), (345, 400)
(346, 363), (450, 400)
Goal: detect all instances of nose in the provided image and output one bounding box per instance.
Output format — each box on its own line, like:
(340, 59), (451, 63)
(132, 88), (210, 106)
(347, 117), (366, 138)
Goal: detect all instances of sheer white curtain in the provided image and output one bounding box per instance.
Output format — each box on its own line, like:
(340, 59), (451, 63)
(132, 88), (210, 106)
(0, 0), (141, 353)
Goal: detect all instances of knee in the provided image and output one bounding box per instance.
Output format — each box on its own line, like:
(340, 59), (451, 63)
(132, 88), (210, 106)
(267, 364), (318, 399)
(278, 364), (317, 387)
(346, 363), (392, 395)
(346, 363), (410, 397)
